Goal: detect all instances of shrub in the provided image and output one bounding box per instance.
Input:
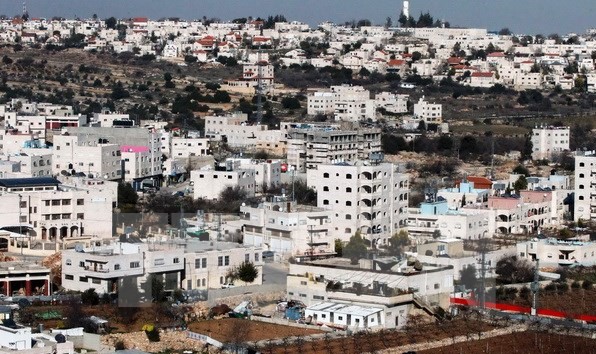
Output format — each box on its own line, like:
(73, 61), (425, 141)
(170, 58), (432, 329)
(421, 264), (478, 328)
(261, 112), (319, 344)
(544, 282), (557, 294)
(556, 282), (569, 294)
(582, 279), (593, 290)
(571, 281), (581, 289)
(142, 324), (160, 342)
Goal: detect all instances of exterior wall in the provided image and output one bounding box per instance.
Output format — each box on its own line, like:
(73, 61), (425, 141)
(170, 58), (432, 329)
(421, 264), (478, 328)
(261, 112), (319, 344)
(53, 134), (122, 180)
(171, 137), (211, 158)
(1, 153), (52, 177)
(0, 186), (113, 240)
(182, 245), (263, 290)
(307, 163), (409, 243)
(0, 325), (32, 350)
(191, 168), (256, 200)
(517, 239), (596, 267)
(530, 127), (570, 160)
(413, 97), (442, 124)
(574, 154), (596, 222)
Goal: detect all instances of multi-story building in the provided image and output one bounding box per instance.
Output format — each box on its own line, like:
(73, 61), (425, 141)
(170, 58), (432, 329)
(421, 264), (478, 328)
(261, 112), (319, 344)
(574, 152), (596, 222)
(287, 258), (454, 329)
(413, 96), (442, 124)
(287, 125), (382, 172)
(191, 162), (256, 200)
(170, 137), (211, 158)
(204, 112), (285, 149)
(61, 241), (185, 295)
(530, 126), (570, 160)
(0, 177), (113, 240)
(307, 162), (409, 244)
(120, 145), (163, 189)
(182, 241), (263, 291)
(0, 151), (52, 178)
(228, 158), (282, 192)
(0, 260), (51, 297)
(239, 197), (334, 256)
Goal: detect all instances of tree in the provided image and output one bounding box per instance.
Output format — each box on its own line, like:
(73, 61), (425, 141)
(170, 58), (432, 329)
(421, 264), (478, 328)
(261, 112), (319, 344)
(343, 231), (367, 264)
(512, 165), (530, 176)
(411, 51), (422, 62)
(460, 264), (478, 290)
(281, 96), (301, 110)
(388, 230), (410, 256)
(118, 183), (138, 213)
(290, 179), (317, 206)
(81, 288), (100, 305)
(513, 175), (528, 193)
(105, 17), (117, 30)
(498, 28), (512, 36)
(149, 274), (165, 302)
(235, 261), (259, 283)
(495, 255), (535, 284)
(334, 239), (343, 257)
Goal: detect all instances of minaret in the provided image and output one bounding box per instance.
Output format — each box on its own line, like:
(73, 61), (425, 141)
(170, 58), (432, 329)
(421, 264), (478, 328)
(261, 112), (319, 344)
(403, 0), (410, 19)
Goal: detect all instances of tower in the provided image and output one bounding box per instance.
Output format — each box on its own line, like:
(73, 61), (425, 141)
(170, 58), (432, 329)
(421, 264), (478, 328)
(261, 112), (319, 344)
(403, 0), (410, 19)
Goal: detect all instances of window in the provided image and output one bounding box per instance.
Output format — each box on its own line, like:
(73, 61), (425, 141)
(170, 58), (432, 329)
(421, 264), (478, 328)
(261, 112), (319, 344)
(19, 201), (27, 208)
(323, 200), (329, 205)
(346, 201), (352, 206)
(130, 261), (140, 268)
(202, 279), (206, 286)
(346, 174), (352, 179)
(255, 253), (259, 262)
(323, 173), (329, 178)
(299, 293), (307, 298)
(323, 186), (329, 191)
(92, 278), (101, 284)
(79, 261), (85, 267)
(202, 258), (207, 268)
(346, 187), (352, 193)
(313, 295), (324, 300)
(79, 276), (88, 282)
(154, 258), (165, 266)
(76, 199), (84, 205)
(218, 256), (223, 266)
(225, 256), (230, 266)
(62, 199), (71, 205)
(52, 200), (60, 206)
(434, 283), (440, 289)
(114, 264), (120, 270)
(301, 281), (307, 285)
(345, 214), (352, 220)
(195, 259), (201, 268)
(65, 259), (72, 266)
(65, 274), (74, 280)
(245, 254), (250, 262)
(197, 279), (201, 287)
(173, 257), (180, 264)
(77, 213), (84, 219)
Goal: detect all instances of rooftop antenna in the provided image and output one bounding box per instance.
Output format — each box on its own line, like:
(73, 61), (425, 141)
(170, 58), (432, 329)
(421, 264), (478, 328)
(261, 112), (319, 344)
(22, 1), (27, 18)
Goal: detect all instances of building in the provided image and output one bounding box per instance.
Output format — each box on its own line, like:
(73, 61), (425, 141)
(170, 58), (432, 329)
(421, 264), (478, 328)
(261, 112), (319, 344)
(517, 238), (596, 267)
(191, 162), (256, 200)
(0, 177), (113, 241)
(287, 257), (454, 329)
(120, 145), (162, 189)
(307, 162), (409, 244)
(204, 112), (284, 149)
(530, 126), (570, 160)
(239, 196), (334, 256)
(413, 96), (442, 124)
(61, 241), (185, 295)
(286, 125), (382, 172)
(0, 261), (50, 297)
(305, 302), (384, 330)
(0, 152), (52, 178)
(182, 241), (263, 291)
(573, 152), (596, 222)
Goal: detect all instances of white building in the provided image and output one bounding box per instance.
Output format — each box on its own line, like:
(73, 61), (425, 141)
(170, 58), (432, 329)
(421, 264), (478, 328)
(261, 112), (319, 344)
(413, 96), (442, 124)
(517, 238), (596, 267)
(305, 302), (384, 330)
(191, 163), (256, 200)
(204, 112), (284, 149)
(530, 126), (570, 160)
(239, 197), (334, 256)
(0, 177), (113, 241)
(228, 158), (282, 192)
(574, 152), (596, 222)
(307, 162), (409, 244)
(170, 137), (211, 158)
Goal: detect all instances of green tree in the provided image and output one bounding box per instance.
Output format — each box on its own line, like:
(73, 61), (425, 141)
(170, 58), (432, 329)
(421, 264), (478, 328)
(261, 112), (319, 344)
(388, 230), (410, 256)
(334, 239), (343, 257)
(343, 231), (367, 264)
(81, 288), (100, 305)
(149, 274), (165, 302)
(459, 264), (478, 290)
(290, 179), (317, 206)
(105, 17), (117, 29)
(235, 262), (259, 283)
(512, 165), (529, 176)
(495, 255), (535, 284)
(118, 183), (138, 212)
(513, 175), (528, 193)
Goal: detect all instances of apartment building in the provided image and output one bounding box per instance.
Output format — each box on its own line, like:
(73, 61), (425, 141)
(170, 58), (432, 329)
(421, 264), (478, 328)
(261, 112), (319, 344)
(307, 162), (409, 244)
(0, 151), (52, 178)
(517, 238), (596, 267)
(204, 112), (284, 149)
(120, 145), (162, 188)
(0, 177), (113, 240)
(239, 196), (334, 256)
(182, 241), (263, 290)
(170, 137), (211, 158)
(286, 126), (382, 172)
(227, 158), (282, 192)
(530, 126), (570, 160)
(574, 152), (596, 222)
(61, 241), (185, 295)
(413, 96), (442, 124)
(191, 163), (256, 200)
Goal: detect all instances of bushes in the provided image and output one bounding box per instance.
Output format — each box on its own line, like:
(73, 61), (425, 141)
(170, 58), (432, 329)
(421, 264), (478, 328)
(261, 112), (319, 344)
(582, 279), (593, 290)
(142, 324), (160, 342)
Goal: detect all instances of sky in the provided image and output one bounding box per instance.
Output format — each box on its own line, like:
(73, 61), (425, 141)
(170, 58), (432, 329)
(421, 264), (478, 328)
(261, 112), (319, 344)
(1, 0), (595, 35)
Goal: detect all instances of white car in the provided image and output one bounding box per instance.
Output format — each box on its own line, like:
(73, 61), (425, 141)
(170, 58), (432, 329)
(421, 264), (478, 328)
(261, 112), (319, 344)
(221, 283), (235, 289)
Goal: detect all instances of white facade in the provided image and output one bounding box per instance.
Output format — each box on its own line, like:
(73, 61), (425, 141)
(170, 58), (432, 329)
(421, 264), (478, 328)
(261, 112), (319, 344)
(230, 158), (282, 192)
(240, 198), (333, 256)
(191, 166), (256, 200)
(307, 162), (409, 243)
(204, 112), (284, 148)
(305, 302), (384, 330)
(0, 177), (113, 240)
(0, 152), (52, 178)
(530, 126), (570, 160)
(171, 137), (211, 158)
(574, 153), (596, 222)
(517, 238), (596, 267)
(413, 97), (442, 124)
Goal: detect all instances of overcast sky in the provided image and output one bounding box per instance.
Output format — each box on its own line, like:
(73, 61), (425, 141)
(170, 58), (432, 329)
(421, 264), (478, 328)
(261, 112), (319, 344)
(1, 0), (595, 35)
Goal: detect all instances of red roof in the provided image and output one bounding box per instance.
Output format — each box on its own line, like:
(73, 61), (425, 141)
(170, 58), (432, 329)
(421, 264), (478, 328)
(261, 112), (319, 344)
(471, 72), (494, 78)
(487, 52), (505, 57)
(448, 57), (464, 65)
(388, 59), (406, 66)
(133, 17), (148, 23)
(456, 176), (493, 189)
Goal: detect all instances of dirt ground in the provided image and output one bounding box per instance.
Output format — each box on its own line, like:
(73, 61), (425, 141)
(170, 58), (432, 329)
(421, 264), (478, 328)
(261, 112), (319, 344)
(507, 288), (596, 317)
(188, 318), (323, 343)
(417, 331), (596, 354)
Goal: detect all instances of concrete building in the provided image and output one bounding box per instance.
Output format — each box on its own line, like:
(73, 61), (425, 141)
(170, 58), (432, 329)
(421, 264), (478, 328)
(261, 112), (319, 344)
(204, 112), (284, 149)
(0, 177), (113, 240)
(413, 96), (442, 124)
(0, 152), (52, 178)
(120, 145), (162, 189)
(530, 126), (570, 160)
(287, 258), (454, 329)
(227, 158), (282, 193)
(286, 125), (382, 172)
(239, 196), (334, 256)
(305, 302), (384, 330)
(182, 241), (263, 290)
(61, 241), (185, 295)
(307, 162), (409, 244)
(170, 137), (211, 158)
(191, 162), (256, 200)
(0, 261), (50, 297)
(574, 152), (596, 222)
(517, 238), (596, 267)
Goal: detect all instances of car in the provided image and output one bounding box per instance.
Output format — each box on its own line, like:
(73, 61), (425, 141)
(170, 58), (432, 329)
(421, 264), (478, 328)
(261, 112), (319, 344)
(262, 250), (275, 259)
(221, 283), (235, 289)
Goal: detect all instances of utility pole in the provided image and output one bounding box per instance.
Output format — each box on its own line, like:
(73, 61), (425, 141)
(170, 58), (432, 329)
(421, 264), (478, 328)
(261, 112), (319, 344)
(477, 238), (489, 310)
(531, 259), (540, 316)
(255, 45), (264, 124)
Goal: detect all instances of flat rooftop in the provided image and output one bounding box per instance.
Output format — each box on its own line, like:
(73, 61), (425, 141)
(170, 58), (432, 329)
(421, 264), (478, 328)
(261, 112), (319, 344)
(0, 261), (50, 274)
(307, 302), (382, 317)
(184, 240), (259, 253)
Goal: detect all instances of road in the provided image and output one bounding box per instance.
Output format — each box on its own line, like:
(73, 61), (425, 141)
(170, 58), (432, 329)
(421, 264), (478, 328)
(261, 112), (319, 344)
(262, 262), (289, 288)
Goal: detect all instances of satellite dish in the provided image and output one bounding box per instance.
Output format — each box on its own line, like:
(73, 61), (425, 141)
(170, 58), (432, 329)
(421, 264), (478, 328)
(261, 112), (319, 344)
(55, 334), (66, 343)
(74, 244), (85, 253)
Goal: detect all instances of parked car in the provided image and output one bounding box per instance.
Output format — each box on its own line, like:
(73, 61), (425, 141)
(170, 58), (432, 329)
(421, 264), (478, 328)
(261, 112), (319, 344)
(221, 283), (236, 289)
(262, 250), (275, 259)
